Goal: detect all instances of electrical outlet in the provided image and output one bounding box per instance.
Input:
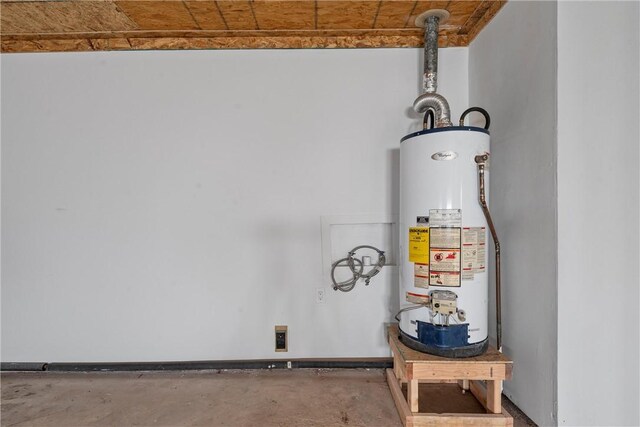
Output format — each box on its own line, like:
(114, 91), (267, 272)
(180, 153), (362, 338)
(275, 325), (287, 352)
(316, 287), (325, 304)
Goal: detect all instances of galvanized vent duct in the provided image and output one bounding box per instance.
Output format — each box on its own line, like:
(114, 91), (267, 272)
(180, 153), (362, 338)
(413, 10), (452, 128)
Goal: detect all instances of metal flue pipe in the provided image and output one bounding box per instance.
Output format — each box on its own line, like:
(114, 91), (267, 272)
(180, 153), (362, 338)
(423, 15), (440, 94)
(414, 93), (451, 128)
(413, 10), (452, 127)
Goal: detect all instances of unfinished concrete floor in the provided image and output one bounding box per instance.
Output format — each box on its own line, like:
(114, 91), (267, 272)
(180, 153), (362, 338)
(1, 369), (535, 426)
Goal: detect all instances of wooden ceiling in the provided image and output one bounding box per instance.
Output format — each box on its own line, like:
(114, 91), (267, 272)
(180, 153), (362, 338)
(0, 1), (506, 53)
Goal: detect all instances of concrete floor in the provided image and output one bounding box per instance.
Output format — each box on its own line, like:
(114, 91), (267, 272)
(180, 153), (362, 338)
(1, 369), (536, 427)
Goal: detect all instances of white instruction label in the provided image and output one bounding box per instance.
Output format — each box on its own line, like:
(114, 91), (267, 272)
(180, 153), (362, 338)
(429, 209), (462, 227)
(461, 227), (486, 280)
(414, 263), (429, 289)
(430, 249), (461, 272)
(429, 227), (461, 287)
(430, 228), (461, 249)
(429, 271), (461, 287)
(406, 292), (429, 304)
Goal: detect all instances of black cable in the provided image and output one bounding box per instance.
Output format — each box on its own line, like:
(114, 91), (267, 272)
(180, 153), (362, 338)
(459, 106), (490, 130)
(423, 108), (435, 130)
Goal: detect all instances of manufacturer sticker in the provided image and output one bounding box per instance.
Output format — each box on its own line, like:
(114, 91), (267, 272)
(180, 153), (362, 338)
(429, 209), (462, 228)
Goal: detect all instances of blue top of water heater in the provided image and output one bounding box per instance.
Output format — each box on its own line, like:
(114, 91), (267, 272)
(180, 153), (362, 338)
(400, 126), (489, 143)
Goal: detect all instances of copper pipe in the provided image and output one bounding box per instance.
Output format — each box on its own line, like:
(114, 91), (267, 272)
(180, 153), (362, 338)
(474, 154), (502, 352)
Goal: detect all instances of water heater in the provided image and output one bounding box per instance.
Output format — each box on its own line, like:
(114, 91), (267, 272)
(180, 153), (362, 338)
(397, 10), (501, 358)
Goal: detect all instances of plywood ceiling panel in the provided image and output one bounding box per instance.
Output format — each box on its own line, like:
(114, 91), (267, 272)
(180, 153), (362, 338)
(316, 1), (379, 30)
(216, 0), (257, 30)
(0, 0), (507, 53)
(252, 0), (315, 30)
(374, 1), (417, 29)
(445, 1), (483, 27)
(184, 1), (228, 30)
(1, 1), (138, 33)
(458, 0), (493, 34)
(115, 1), (199, 30)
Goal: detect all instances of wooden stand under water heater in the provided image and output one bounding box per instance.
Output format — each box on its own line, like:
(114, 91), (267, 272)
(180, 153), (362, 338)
(387, 324), (514, 426)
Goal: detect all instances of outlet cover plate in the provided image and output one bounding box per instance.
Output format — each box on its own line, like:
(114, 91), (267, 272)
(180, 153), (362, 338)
(275, 325), (287, 352)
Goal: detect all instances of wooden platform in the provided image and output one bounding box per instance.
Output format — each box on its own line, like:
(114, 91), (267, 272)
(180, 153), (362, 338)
(387, 324), (513, 426)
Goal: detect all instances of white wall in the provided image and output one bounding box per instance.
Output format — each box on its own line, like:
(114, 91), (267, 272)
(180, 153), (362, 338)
(1, 48), (469, 362)
(557, 2), (640, 426)
(471, 2), (640, 425)
(469, 2), (558, 426)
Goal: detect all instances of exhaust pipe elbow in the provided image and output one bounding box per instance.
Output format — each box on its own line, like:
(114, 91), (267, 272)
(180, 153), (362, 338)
(413, 93), (452, 127)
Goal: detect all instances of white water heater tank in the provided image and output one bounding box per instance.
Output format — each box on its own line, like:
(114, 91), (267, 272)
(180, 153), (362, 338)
(398, 126), (490, 357)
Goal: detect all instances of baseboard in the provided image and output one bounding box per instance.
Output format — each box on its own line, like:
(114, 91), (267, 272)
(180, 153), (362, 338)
(2, 358), (392, 372)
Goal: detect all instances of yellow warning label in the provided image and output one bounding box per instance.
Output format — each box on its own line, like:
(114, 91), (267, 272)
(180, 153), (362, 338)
(409, 227), (429, 264)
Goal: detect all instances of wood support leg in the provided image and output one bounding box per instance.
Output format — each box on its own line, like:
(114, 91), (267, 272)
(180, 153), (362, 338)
(392, 351), (398, 382)
(392, 349), (397, 379)
(407, 379), (419, 413)
(486, 380), (502, 414)
(458, 379), (470, 393)
(393, 350), (405, 385)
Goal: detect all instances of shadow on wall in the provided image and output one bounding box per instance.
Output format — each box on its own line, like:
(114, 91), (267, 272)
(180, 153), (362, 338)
(386, 147), (401, 344)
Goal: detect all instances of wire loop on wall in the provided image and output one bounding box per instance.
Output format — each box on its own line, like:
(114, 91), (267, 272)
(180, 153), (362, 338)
(347, 245), (386, 285)
(331, 257), (363, 292)
(331, 245), (385, 292)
